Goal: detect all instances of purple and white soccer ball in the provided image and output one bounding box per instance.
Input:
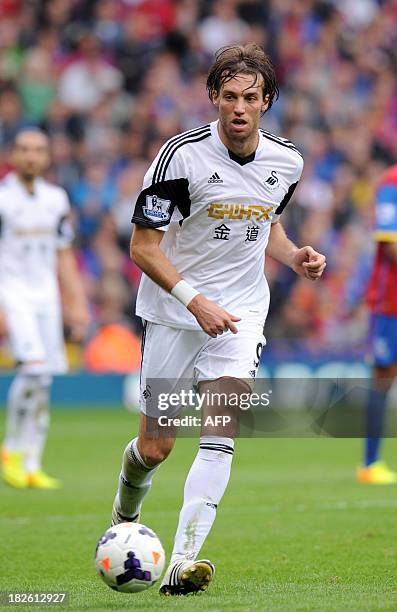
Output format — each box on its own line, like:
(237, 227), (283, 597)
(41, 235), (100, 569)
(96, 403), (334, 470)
(95, 522), (165, 593)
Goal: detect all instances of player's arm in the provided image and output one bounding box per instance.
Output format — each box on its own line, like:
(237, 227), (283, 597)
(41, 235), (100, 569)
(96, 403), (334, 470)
(0, 306), (7, 337)
(266, 222), (326, 280)
(130, 226), (240, 337)
(57, 247), (90, 341)
(265, 156), (325, 280)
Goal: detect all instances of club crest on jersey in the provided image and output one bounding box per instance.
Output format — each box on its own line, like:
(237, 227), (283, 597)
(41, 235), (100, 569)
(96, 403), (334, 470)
(143, 195), (171, 222)
(264, 170), (279, 191)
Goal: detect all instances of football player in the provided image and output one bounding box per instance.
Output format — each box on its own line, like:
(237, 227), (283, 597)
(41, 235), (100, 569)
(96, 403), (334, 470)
(0, 129), (89, 489)
(111, 44), (326, 594)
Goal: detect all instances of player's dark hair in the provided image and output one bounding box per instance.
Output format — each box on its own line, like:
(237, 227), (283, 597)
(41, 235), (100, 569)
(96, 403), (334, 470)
(206, 43), (279, 111)
(13, 127), (48, 147)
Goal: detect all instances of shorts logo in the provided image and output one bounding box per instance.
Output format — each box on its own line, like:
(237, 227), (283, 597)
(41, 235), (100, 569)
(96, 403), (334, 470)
(142, 385), (152, 400)
(253, 342), (263, 368)
(143, 195), (171, 222)
(207, 203), (273, 221)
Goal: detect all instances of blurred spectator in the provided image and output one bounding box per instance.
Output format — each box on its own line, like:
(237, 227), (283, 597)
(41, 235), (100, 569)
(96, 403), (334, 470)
(71, 157), (116, 243)
(84, 274), (141, 373)
(18, 48), (56, 122)
(199, 0), (250, 55)
(0, 85), (25, 146)
(94, 0), (123, 50)
(115, 11), (163, 94)
(58, 33), (123, 113)
(111, 162), (148, 247)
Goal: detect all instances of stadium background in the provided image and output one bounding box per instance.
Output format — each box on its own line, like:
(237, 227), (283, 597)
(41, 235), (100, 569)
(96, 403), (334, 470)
(0, 0), (396, 392)
(1, 3), (397, 609)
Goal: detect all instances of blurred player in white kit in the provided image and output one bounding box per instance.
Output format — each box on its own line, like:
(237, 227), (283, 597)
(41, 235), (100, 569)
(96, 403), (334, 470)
(0, 129), (89, 489)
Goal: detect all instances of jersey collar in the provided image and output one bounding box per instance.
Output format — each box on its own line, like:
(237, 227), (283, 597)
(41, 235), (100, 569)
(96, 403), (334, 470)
(6, 171), (42, 196)
(210, 119), (264, 163)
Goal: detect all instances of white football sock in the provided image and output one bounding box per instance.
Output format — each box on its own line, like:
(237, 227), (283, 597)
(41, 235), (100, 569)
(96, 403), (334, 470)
(23, 376), (52, 474)
(114, 438), (160, 520)
(170, 436), (234, 564)
(3, 373), (40, 454)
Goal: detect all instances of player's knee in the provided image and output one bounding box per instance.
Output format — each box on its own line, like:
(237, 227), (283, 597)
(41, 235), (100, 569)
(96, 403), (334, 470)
(38, 374), (52, 388)
(14, 371), (41, 391)
(18, 360), (48, 377)
(138, 438), (175, 466)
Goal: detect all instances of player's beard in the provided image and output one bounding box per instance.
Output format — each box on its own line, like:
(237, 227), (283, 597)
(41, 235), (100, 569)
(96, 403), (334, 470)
(222, 116), (259, 151)
(17, 170), (38, 191)
(20, 169), (38, 182)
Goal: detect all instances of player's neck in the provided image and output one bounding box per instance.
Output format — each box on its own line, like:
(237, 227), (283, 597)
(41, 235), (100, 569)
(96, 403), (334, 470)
(217, 123), (259, 158)
(15, 172), (36, 195)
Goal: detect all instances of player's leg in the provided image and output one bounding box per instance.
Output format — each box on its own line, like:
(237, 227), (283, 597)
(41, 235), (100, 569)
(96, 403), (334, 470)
(112, 322), (201, 525)
(20, 307), (69, 489)
(169, 377), (240, 563)
(358, 364), (397, 484)
(22, 373), (59, 487)
(1, 307), (48, 488)
(2, 368), (44, 487)
(358, 313), (397, 484)
(160, 376), (242, 596)
(160, 320), (264, 595)
(112, 413), (176, 524)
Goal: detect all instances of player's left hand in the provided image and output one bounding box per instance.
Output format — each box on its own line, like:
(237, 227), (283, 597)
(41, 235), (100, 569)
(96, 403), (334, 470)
(0, 307), (8, 337)
(66, 304), (90, 342)
(291, 246), (326, 280)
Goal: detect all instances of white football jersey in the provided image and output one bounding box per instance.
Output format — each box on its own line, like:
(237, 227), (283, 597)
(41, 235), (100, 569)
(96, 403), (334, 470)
(132, 120), (303, 330)
(0, 173), (74, 309)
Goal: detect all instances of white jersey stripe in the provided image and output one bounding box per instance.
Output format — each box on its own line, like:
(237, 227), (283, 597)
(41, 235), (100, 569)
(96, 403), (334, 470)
(260, 130), (303, 158)
(152, 125), (210, 184)
(159, 132), (212, 182)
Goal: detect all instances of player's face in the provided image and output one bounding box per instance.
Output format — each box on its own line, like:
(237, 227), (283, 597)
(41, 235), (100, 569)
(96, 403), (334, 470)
(12, 132), (50, 179)
(213, 73), (269, 145)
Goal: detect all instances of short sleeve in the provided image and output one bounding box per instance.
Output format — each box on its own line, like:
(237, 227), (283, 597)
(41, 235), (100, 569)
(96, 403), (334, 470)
(271, 155), (304, 224)
(131, 144), (191, 231)
(374, 183), (397, 243)
(56, 189), (75, 249)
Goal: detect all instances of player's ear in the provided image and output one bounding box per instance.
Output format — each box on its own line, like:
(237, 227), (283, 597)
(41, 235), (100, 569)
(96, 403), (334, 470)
(212, 90), (220, 107)
(261, 94), (270, 113)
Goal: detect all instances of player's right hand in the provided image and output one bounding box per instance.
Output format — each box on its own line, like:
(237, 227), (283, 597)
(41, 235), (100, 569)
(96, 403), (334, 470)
(187, 294), (241, 337)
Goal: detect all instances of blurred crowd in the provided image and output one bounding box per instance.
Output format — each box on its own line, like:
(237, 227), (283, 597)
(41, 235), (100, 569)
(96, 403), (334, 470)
(0, 0), (396, 368)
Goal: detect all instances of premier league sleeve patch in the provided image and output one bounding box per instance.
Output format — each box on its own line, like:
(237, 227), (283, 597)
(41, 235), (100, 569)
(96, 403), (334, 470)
(131, 178), (190, 228)
(143, 195), (171, 223)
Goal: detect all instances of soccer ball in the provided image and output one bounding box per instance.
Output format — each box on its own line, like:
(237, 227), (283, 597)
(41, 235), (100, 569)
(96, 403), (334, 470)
(95, 522), (165, 593)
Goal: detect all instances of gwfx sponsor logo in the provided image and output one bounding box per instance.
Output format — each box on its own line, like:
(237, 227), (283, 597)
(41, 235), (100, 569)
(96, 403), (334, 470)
(207, 203), (273, 221)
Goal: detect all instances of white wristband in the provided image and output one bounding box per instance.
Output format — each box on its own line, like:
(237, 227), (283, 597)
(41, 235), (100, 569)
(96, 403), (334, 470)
(171, 280), (199, 307)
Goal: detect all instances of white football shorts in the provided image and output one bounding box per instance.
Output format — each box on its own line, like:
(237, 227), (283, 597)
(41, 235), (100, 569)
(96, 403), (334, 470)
(4, 303), (67, 375)
(140, 318), (266, 415)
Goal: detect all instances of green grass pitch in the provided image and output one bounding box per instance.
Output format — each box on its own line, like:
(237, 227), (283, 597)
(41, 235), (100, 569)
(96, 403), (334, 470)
(1, 407), (397, 611)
